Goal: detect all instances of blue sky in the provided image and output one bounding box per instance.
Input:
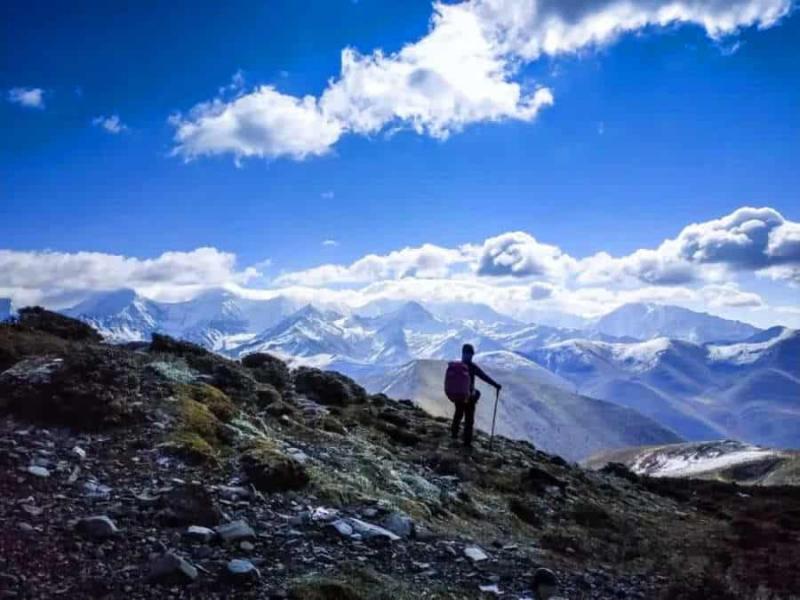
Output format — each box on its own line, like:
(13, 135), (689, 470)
(2, 0), (799, 326)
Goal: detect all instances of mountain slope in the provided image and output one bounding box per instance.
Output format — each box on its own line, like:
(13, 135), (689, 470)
(369, 352), (683, 461)
(590, 302), (761, 343)
(529, 330), (800, 448)
(2, 309), (799, 599)
(585, 440), (800, 486)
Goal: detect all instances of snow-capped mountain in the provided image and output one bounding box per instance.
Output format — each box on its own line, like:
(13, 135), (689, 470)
(64, 289), (165, 342)
(589, 302), (760, 343)
(63, 288), (302, 351)
(54, 290), (797, 451)
(234, 301), (503, 369)
(528, 329), (800, 448)
(366, 352), (683, 461)
(585, 440), (800, 486)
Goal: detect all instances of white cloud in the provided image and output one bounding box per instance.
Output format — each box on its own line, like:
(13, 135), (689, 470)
(701, 283), (764, 308)
(92, 114), (128, 134)
(0, 248), (261, 307)
(171, 86), (344, 161)
(2, 206), (795, 326)
(7, 87), (45, 109)
(170, 0), (790, 162)
(577, 207), (800, 285)
(275, 243), (471, 286)
(275, 206), (799, 291)
(529, 282), (555, 300)
(321, 191), (335, 200)
(477, 231), (575, 280)
(322, 239), (339, 247)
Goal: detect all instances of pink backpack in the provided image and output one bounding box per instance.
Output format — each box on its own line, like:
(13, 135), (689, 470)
(444, 361), (471, 403)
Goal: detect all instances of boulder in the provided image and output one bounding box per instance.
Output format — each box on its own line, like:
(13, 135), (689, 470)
(225, 559), (261, 584)
(215, 520), (256, 544)
(381, 512), (415, 539)
(148, 552), (198, 585)
(185, 525), (216, 543)
(241, 445), (310, 493)
(77, 516), (118, 539)
(158, 484), (222, 527)
(464, 546), (489, 562)
(26, 465), (50, 478)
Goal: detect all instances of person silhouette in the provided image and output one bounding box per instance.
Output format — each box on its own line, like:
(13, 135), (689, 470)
(450, 343), (501, 447)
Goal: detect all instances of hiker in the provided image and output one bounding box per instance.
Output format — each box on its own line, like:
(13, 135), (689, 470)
(445, 343), (501, 447)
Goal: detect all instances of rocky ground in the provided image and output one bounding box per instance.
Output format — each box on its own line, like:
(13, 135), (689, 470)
(1, 308), (799, 599)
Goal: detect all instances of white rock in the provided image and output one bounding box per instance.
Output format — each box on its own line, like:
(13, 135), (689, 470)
(27, 466), (50, 478)
(479, 583), (502, 595)
(347, 518), (400, 542)
(185, 525), (216, 543)
(464, 545), (489, 562)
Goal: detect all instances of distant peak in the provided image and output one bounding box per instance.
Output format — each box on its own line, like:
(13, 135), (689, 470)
(67, 288), (141, 315)
(393, 301), (435, 320)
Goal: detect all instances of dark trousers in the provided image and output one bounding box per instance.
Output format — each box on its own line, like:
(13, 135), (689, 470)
(451, 389), (480, 445)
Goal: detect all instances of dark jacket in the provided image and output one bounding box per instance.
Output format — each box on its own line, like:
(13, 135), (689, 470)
(466, 361), (499, 392)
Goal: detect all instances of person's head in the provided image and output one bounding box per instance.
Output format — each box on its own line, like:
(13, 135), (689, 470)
(461, 343), (475, 363)
(532, 568), (559, 600)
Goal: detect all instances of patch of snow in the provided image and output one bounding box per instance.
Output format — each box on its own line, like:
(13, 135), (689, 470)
(631, 443), (779, 477)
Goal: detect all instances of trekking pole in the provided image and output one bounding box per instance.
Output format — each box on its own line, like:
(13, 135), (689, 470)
(489, 388), (500, 450)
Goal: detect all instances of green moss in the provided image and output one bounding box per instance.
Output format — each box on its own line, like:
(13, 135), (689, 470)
(174, 383), (236, 422)
(167, 391), (231, 463)
(179, 398), (220, 439)
(169, 431), (217, 463)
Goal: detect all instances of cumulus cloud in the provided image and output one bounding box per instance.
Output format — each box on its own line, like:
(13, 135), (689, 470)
(275, 207), (799, 290)
(92, 114), (128, 134)
(171, 87), (343, 161)
(7, 87), (45, 109)
(275, 243), (471, 286)
(701, 283), (764, 308)
(477, 231), (575, 280)
(577, 207), (800, 285)
(0, 248), (261, 307)
(170, 0), (790, 161)
(529, 282), (555, 300)
(2, 206), (794, 325)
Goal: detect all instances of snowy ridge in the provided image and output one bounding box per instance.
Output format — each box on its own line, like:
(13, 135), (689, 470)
(585, 440), (800, 486)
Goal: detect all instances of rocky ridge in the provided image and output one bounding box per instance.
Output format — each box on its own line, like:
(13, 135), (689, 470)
(1, 308), (799, 599)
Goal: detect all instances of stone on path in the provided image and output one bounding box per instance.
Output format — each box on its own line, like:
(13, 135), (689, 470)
(464, 545), (489, 562)
(148, 552), (198, 584)
(77, 515), (118, 539)
(215, 520), (256, 543)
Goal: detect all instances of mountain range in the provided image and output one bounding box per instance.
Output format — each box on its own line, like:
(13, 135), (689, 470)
(584, 440), (800, 486)
(526, 327), (800, 448)
(3, 289), (797, 453)
(367, 352), (682, 461)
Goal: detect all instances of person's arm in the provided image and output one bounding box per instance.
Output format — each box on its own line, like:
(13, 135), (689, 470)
(473, 363), (501, 390)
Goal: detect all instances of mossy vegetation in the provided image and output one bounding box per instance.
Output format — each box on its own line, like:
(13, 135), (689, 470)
(240, 439), (310, 492)
(167, 384), (235, 463)
(180, 382), (237, 421)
